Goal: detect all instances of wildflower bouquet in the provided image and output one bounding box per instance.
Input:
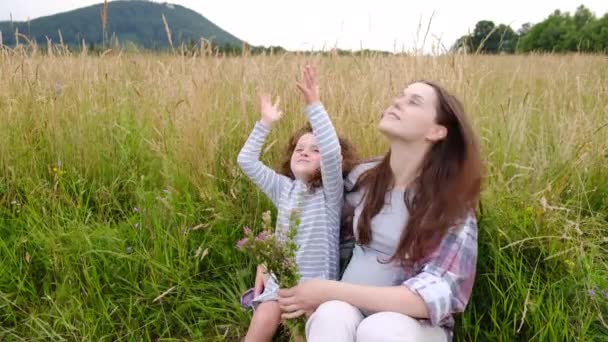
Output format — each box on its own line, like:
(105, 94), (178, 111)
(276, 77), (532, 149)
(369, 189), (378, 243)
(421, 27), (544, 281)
(237, 208), (306, 338)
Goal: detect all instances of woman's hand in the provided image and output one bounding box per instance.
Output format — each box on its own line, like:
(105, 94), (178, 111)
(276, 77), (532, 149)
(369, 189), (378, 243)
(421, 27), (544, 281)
(254, 264), (269, 297)
(278, 279), (332, 319)
(296, 64), (320, 106)
(259, 93), (282, 129)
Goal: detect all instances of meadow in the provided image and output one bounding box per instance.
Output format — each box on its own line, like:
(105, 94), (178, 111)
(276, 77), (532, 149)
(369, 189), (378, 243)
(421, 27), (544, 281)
(0, 47), (607, 341)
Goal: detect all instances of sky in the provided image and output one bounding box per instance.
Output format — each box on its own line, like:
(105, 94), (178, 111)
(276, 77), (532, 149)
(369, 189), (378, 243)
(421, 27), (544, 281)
(1, 0), (607, 52)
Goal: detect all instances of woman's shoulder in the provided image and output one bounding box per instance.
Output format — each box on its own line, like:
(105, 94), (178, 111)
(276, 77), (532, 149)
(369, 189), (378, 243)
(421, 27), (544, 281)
(443, 213), (479, 247)
(344, 158), (383, 191)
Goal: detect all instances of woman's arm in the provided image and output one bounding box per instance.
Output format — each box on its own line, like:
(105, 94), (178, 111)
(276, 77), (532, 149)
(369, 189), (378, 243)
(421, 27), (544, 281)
(401, 216), (478, 325)
(280, 279), (430, 318)
(278, 279), (428, 319)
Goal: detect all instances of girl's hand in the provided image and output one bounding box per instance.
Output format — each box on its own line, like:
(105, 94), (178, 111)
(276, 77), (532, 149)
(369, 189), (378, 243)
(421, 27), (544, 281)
(260, 93), (282, 129)
(296, 64), (320, 106)
(254, 264), (269, 297)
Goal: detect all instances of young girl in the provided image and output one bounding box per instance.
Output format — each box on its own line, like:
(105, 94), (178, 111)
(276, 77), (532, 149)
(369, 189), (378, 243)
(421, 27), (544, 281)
(237, 65), (357, 341)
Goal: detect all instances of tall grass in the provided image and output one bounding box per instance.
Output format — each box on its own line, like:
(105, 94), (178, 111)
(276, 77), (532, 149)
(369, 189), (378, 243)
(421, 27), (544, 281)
(0, 49), (606, 341)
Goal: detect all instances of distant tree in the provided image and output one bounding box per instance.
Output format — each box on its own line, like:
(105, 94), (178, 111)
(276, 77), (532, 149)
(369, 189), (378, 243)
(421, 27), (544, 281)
(452, 34), (472, 53)
(518, 10), (574, 52)
(573, 6), (605, 52)
(581, 13), (608, 52)
(452, 20), (519, 53)
(471, 20), (496, 52)
(519, 23), (532, 35)
(573, 5), (594, 29)
(495, 24), (518, 53)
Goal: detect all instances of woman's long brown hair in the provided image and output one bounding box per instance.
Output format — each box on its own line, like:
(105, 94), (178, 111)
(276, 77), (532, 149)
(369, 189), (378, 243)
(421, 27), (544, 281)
(354, 81), (483, 265)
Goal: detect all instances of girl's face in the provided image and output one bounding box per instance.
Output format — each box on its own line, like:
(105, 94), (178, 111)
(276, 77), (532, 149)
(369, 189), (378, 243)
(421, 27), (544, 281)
(378, 82), (447, 143)
(290, 133), (321, 181)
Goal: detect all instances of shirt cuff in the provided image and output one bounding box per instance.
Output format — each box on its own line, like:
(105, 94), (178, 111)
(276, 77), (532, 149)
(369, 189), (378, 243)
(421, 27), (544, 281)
(304, 102), (324, 116)
(403, 270), (452, 326)
(255, 120), (272, 133)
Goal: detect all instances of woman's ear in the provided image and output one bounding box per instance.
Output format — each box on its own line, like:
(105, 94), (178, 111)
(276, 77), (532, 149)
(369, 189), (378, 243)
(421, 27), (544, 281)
(425, 124), (447, 142)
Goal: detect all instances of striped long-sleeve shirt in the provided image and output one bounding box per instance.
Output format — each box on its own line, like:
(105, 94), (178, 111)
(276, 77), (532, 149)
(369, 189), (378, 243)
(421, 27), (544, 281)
(237, 102), (343, 281)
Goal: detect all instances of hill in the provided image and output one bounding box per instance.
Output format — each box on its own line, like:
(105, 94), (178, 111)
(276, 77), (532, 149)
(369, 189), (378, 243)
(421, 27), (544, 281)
(0, 0), (243, 49)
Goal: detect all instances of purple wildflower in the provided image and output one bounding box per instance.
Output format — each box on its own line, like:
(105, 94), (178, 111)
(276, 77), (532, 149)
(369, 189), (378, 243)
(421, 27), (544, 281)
(588, 289), (596, 297)
(243, 227), (252, 235)
(256, 231), (269, 241)
(237, 237), (249, 250)
(133, 207), (139, 213)
(603, 291), (608, 300)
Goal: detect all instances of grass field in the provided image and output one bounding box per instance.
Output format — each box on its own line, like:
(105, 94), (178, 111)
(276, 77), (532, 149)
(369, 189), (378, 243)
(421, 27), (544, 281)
(0, 47), (607, 341)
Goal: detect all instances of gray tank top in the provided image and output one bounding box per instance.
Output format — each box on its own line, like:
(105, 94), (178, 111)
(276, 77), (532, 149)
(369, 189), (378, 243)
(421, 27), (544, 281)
(341, 162), (409, 287)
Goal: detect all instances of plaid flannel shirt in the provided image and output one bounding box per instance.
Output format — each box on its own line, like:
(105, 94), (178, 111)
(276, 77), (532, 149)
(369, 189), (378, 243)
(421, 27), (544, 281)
(402, 215), (478, 335)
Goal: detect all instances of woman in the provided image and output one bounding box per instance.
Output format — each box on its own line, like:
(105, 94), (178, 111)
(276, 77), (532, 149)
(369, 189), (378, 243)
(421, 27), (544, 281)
(278, 81), (483, 341)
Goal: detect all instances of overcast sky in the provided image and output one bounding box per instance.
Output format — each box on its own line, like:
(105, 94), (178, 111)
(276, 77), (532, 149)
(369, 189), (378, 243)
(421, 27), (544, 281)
(1, 0), (607, 51)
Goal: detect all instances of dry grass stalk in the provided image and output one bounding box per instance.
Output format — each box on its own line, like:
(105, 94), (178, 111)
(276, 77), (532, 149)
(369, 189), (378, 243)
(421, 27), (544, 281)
(162, 14), (174, 51)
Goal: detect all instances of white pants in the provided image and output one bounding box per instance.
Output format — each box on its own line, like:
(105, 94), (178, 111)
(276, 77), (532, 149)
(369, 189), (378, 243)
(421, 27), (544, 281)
(306, 300), (448, 342)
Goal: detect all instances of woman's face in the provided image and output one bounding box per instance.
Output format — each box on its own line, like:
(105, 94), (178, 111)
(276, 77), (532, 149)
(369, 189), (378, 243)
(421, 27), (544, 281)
(379, 82), (447, 143)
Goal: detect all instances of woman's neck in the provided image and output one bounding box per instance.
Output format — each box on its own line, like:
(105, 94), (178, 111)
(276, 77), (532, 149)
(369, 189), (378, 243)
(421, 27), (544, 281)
(389, 140), (430, 190)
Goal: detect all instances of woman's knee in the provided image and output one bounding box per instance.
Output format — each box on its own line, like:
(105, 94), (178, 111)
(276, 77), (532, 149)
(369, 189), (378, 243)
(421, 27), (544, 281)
(306, 301), (363, 341)
(314, 300), (359, 318)
(307, 301), (361, 329)
(356, 312), (438, 342)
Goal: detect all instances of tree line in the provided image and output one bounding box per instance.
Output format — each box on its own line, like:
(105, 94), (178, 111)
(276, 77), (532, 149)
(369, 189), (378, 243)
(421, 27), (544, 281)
(453, 5), (608, 53)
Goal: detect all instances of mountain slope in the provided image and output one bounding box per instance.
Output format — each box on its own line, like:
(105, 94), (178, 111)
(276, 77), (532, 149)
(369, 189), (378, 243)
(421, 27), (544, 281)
(0, 1), (242, 48)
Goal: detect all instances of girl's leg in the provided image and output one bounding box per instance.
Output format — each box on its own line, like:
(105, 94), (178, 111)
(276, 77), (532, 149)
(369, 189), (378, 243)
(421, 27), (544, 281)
(305, 300), (363, 342)
(245, 301), (282, 342)
(356, 312), (447, 342)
